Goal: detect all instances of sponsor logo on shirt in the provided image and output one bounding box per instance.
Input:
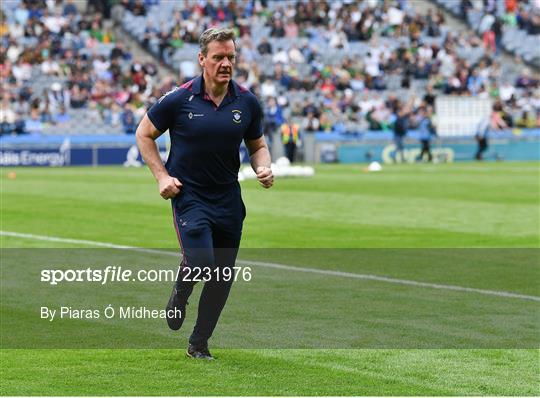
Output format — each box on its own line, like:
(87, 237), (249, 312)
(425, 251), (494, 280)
(188, 112), (204, 119)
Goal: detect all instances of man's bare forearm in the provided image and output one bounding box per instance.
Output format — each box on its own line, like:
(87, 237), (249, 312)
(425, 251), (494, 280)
(245, 136), (273, 188)
(136, 115), (182, 199)
(135, 115), (169, 181)
(136, 134), (168, 181)
(250, 146), (271, 171)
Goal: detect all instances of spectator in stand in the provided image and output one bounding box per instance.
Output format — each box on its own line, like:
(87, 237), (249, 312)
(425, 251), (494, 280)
(121, 104), (136, 135)
(63, 0), (78, 17)
(515, 110), (537, 128)
(499, 80), (516, 103)
(426, 8), (443, 37)
(332, 115), (347, 134)
(423, 84), (437, 107)
(302, 99), (320, 118)
(366, 107), (383, 130)
(87, 100), (102, 124)
(40, 98), (53, 124)
(467, 68), (486, 96)
(141, 20), (157, 50)
(129, 0), (147, 16)
(260, 77), (278, 98)
(329, 27), (349, 50)
(319, 112), (333, 132)
(270, 18), (285, 38)
(53, 105), (71, 125)
(484, 0), (498, 14)
(288, 45), (305, 64)
(0, 96), (16, 135)
(26, 105), (43, 134)
(366, 104), (392, 131)
(302, 111), (321, 132)
(493, 99), (514, 127)
(240, 36), (257, 63)
(516, 69), (539, 89)
(272, 47), (289, 64)
(492, 17), (503, 54)
(257, 37), (273, 55)
(263, 97), (284, 145)
(69, 84), (88, 109)
(284, 18), (298, 38)
(515, 90), (534, 112)
(110, 103), (122, 127)
(13, 112), (28, 135)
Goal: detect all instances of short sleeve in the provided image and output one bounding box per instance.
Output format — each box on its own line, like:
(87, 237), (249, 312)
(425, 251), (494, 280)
(147, 87), (180, 133)
(244, 96), (263, 140)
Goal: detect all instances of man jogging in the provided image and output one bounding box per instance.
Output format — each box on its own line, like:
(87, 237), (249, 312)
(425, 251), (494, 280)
(136, 28), (273, 360)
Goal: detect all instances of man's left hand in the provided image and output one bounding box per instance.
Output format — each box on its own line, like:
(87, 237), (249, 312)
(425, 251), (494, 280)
(256, 166), (274, 189)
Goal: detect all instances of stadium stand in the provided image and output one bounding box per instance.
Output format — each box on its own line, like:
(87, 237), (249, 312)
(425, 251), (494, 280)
(435, 0), (540, 67)
(1, 0), (539, 139)
(117, 0), (539, 133)
(1, 0), (172, 135)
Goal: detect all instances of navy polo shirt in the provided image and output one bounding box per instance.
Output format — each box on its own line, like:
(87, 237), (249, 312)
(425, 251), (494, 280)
(147, 75), (263, 188)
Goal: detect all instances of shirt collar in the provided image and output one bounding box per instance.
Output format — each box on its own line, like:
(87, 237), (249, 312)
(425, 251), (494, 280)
(193, 74), (239, 98)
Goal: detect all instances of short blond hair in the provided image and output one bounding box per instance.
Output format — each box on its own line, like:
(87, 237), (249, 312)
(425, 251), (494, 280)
(199, 28), (236, 56)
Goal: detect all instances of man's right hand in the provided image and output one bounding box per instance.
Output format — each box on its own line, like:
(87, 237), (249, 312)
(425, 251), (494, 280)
(158, 175), (182, 200)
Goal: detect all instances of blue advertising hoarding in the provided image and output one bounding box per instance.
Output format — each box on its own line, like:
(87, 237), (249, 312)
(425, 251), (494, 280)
(337, 139), (540, 163)
(315, 129), (540, 163)
(0, 135), (251, 167)
(1, 130), (538, 166)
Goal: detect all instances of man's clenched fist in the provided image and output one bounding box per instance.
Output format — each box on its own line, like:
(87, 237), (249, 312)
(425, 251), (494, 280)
(256, 166), (274, 189)
(158, 175), (182, 199)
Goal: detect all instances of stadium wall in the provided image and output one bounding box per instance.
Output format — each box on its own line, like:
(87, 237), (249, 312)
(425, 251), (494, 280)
(0, 135), (250, 167)
(335, 138), (539, 163)
(315, 130), (540, 163)
(1, 131), (538, 167)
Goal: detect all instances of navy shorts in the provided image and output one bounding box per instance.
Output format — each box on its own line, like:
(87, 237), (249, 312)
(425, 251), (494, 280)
(171, 182), (246, 266)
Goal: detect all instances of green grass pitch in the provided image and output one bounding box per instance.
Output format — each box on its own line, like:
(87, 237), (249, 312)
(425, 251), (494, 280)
(1, 162), (539, 395)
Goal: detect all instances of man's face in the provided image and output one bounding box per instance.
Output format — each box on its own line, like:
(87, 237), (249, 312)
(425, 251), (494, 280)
(199, 40), (236, 86)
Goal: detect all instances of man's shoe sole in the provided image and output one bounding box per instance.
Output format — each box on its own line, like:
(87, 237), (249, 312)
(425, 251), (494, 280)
(166, 287), (185, 331)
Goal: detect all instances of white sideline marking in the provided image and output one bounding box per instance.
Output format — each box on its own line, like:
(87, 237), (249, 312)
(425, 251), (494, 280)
(2, 230), (539, 302)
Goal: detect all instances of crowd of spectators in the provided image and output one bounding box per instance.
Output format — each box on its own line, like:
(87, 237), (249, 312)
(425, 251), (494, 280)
(1, 0), (539, 138)
(457, 0), (540, 58)
(0, 0), (176, 135)
(117, 0), (540, 136)
(461, 0), (540, 36)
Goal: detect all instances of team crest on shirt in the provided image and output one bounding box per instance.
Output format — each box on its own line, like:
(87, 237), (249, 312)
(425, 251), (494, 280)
(232, 110), (242, 124)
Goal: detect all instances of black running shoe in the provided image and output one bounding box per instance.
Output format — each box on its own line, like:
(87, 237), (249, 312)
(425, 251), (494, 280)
(186, 343), (214, 360)
(166, 286), (187, 331)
